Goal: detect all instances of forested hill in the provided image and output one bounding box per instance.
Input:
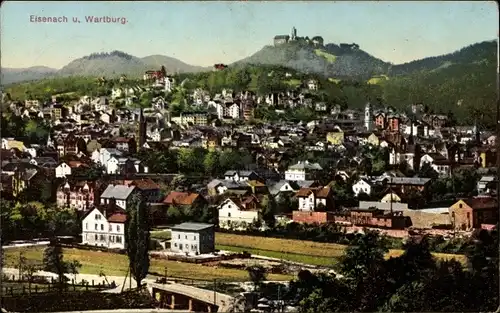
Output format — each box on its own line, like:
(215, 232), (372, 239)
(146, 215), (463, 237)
(389, 40), (497, 76)
(233, 41), (389, 80)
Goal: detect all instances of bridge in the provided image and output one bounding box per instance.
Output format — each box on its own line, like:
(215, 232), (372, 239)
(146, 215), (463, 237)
(147, 282), (233, 312)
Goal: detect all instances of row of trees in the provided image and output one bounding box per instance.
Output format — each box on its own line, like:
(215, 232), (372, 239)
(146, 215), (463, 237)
(0, 201), (80, 242)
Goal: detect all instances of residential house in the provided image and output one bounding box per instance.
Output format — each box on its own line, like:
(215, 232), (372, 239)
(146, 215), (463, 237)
(12, 167), (39, 197)
(224, 171), (261, 183)
(374, 113), (386, 129)
(218, 196), (260, 229)
(420, 153), (452, 177)
(163, 191), (204, 208)
(477, 175), (497, 194)
(1, 138), (26, 151)
(55, 162), (72, 178)
(326, 130), (344, 146)
(81, 205), (127, 249)
(285, 161), (322, 181)
(307, 79), (318, 90)
(295, 186), (334, 211)
(352, 178), (373, 196)
(56, 181), (95, 210)
(99, 184), (137, 210)
(170, 222), (215, 255)
(388, 177), (432, 198)
(449, 197), (498, 230)
(120, 178), (161, 203)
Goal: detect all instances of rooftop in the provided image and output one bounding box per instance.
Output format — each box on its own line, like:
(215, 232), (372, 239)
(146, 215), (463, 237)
(170, 222), (214, 232)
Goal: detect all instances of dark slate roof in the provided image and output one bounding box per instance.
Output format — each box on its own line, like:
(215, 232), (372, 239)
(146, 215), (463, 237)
(170, 222), (213, 232)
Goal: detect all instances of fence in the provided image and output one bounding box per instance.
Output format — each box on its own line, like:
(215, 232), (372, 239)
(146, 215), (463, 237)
(1, 276), (116, 297)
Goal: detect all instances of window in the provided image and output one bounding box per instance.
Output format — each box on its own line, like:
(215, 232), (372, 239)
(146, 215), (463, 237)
(110, 236), (114, 242)
(194, 236), (197, 240)
(85, 223), (88, 230)
(109, 225), (112, 232)
(459, 203), (463, 209)
(95, 224), (98, 230)
(185, 235), (188, 239)
(101, 224), (104, 231)
(178, 235), (180, 239)
(100, 235), (105, 241)
(228, 212), (231, 217)
(95, 234), (98, 240)
(95, 214), (99, 220)
(117, 225), (121, 232)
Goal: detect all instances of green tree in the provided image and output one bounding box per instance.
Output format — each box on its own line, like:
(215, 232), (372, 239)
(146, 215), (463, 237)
(203, 151), (220, 176)
(247, 265), (267, 291)
(43, 242), (68, 287)
(260, 195), (277, 229)
(67, 259), (82, 281)
(340, 230), (388, 284)
(125, 193), (151, 287)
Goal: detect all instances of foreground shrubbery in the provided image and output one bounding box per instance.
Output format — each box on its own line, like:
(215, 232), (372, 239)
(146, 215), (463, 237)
(282, 228), (498, 312)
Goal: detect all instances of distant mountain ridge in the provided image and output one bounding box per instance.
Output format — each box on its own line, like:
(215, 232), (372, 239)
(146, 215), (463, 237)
(1, 40), (496, 86)
(1, 50), (209, 85)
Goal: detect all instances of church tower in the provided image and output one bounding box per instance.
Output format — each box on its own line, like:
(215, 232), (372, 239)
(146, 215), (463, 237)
(291, 27), (297, 40)
(364, 102), (373, 131)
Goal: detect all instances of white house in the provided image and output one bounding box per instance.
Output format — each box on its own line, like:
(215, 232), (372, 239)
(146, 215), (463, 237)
(218, 198), (259, 229)
(55, 162), (72, 178)
(307, 79), (318, 91)
(99, 184), (136, 210)
(352, 178), (373, 196)
(420, 153), (451, 177)
(82, 207), (126, 249)
(92, 148), (123, 168)
(170, 223), (215, 255)
(285, 161), (322, 181)
(228, 103), (240, 119)
(296, 187), (332, 211)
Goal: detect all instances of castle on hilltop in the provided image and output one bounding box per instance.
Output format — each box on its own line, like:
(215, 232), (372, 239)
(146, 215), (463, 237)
(273, 27), (324, 47)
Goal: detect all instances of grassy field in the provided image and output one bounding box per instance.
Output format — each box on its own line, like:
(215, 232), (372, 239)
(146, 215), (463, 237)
(285, 79), (302, 87)
(3, 246), (292, 282)
(328, 78), (341, 83)
(215, 233), (467, 265)
(217, 245), (336, 267)
(367, 75), (389, 85)
(315, 49), (337, 63)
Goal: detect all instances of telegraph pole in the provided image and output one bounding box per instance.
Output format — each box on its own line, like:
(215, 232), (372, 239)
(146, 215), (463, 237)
(213, 279), (217, 308)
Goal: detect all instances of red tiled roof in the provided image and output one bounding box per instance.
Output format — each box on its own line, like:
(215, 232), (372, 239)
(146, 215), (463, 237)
(296, 187), (331, 198)
(163, 191), (200, 206)
(107, 212), (127, 223)
(68, 161), (88, 168)
(131, 178), (160, 190)
(296, 188), (313, 197)
(113, 137), (130, 143)
(464, 197), (498, 210)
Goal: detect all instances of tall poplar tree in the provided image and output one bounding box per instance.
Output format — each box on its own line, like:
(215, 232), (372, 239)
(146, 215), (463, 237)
(125, 193), (150, 287)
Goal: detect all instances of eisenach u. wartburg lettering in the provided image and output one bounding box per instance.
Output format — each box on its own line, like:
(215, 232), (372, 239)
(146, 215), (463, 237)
(29, 15), (128, 24)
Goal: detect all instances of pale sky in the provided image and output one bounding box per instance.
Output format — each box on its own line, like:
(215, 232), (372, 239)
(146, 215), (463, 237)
(1, 1), (498, 69)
